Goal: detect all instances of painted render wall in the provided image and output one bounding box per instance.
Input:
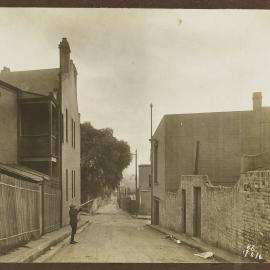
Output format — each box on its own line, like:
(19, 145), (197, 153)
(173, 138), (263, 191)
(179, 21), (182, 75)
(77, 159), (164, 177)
(0, 85), (18, 164)
(159, 172), (270, 260)
(139, 164), (151, 190)
(164, 108), (270, 192)
(61, 60), (81, 225)
(152, 117), (166, 201)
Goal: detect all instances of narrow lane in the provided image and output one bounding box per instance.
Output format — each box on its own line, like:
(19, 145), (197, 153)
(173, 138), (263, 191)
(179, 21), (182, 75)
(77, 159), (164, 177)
(47, 198), (219, 263)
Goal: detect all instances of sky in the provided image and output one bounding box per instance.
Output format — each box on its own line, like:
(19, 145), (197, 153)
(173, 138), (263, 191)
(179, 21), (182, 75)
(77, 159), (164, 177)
(0, 8), (270, 175)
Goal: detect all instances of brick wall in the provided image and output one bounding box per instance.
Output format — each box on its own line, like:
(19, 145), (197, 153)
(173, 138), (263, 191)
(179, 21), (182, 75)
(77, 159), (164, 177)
(159, 171), (270, 260)
(241, 150), (270, 172)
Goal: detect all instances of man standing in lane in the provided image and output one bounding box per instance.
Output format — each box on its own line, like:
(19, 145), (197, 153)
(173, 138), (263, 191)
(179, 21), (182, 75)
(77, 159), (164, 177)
(69, 204), (82, 244)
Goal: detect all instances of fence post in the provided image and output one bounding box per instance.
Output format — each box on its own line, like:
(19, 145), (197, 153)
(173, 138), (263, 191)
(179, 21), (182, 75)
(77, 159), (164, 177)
(39, 184), (43, 236)
(41, 182), (45, 235)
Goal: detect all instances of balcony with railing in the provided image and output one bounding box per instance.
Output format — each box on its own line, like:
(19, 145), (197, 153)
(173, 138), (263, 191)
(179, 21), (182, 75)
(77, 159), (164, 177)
(20, 134), (58, 158)
(18, 99), (59, 177)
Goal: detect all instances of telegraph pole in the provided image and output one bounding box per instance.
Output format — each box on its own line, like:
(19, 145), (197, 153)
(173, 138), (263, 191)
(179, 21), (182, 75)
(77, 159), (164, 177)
(150, 103), (153, 224)
(131, 150), (138, 216)
(135, 149), (138, 216)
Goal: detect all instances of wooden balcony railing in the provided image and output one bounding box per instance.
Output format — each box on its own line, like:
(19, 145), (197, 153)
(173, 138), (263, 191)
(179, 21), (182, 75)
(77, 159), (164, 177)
(20, 135), (58, 159)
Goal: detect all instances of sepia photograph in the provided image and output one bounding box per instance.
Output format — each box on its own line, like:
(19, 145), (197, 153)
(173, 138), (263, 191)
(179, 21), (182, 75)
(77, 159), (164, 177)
(0, 6), (270, 266)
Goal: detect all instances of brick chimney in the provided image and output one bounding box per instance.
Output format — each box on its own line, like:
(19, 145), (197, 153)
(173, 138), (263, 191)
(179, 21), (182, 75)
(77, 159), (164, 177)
(253, 92), (262, 111)
(59, 38), (71, 74)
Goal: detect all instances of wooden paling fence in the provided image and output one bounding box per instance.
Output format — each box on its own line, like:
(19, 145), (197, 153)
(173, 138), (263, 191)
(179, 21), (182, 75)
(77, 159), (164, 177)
(0, 173), (62, 253)
(43, 181), (61, 233)
(0, 173), (41, 253)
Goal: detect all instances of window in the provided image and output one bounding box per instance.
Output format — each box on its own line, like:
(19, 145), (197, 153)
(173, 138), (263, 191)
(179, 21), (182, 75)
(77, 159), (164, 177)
(74, 121), (76, 149)
(71, 170), (76, 198)
(70, 119), (76, 149)
(71, 118), (74, 147)
(71, 170), (73, 198)
(66, 109), (68, 142)
(74, 170), (76, 197)
(66, 169), (68, 201)
(61, 113), (64, 143)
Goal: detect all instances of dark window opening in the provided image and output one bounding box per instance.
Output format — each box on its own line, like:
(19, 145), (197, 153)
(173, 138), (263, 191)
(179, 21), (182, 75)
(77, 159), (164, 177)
(66, 169), (68, 201)
(71, 118), (74, 147)
(74, 121), (76, 149)
(66, 109), (68, 142)
(61, 113), (64, 143)
(71, 170), (73, 198)
(74, 170), (76, 197)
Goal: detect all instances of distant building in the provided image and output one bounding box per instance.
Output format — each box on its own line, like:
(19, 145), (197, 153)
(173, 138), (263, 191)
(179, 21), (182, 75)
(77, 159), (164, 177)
(151, 92), (270, 225)
(138, 164), (151, 215)
(0, 38), (81, 229)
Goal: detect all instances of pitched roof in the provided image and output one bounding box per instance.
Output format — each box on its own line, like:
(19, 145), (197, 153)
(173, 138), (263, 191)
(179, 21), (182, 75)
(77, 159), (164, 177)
(0, 68), (60, 96)
(0, 162), (49, 182)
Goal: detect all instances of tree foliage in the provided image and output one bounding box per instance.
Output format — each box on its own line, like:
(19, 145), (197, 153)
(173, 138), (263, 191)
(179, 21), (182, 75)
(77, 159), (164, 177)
(81, 122), (132, 199)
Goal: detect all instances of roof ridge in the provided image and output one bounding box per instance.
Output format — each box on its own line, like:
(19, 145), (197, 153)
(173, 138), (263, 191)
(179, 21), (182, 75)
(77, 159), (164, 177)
(0, 67), (59, 74)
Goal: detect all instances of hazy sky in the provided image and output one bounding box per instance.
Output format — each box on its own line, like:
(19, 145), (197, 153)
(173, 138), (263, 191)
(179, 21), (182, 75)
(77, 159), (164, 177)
(0, 8), (270, 175)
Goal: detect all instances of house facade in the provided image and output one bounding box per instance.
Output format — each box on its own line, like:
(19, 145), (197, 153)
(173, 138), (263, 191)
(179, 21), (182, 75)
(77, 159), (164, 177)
(151, 92), (270, 225)
(0, 38), (81, 228)
(138, 164), (151, 215)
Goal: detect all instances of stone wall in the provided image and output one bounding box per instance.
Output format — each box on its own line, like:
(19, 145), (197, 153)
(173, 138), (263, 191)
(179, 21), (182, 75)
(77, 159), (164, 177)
(159, 171), (270, 260)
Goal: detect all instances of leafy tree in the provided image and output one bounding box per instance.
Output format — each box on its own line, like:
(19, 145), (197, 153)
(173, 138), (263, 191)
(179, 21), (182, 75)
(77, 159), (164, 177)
(81, 122), (132, 200)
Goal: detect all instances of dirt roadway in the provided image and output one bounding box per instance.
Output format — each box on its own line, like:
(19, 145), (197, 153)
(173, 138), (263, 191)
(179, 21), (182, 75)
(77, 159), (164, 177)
(46, 198), (220, 263)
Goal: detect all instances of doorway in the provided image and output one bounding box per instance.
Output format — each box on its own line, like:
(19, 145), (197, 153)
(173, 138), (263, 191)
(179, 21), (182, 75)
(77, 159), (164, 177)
(182, 189), (186, 233)
(153, 198), (159, 225)
(193, 187), (201, 237)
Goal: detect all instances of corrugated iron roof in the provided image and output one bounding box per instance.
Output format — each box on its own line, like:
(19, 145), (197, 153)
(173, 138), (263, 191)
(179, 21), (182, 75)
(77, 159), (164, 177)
(0, 163), (50, 182)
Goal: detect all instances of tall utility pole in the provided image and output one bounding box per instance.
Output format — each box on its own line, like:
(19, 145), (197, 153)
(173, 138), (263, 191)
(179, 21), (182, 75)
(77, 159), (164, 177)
(150, 103), (153, 224)
(131, 150), (138, 216)
(135, 149), (138, 216)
